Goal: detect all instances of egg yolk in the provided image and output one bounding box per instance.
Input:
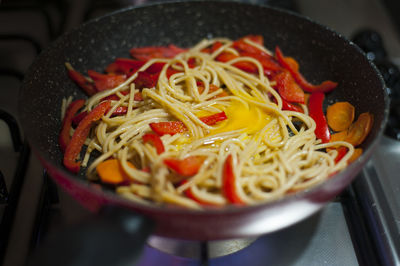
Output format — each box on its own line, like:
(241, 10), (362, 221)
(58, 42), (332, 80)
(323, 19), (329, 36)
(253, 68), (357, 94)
(209, 100), (273, 136)
(172, 99), (277, 149)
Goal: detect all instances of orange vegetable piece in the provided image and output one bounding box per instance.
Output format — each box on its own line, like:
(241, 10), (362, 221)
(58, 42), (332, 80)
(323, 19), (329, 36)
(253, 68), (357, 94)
(327, 130), (348, 151)
(331, 130), (348, 142)
(96, 159), (135, 185)
(349, 148), (363, 163)
(345, 112), (374, 146)
(327, 102), (355, 132)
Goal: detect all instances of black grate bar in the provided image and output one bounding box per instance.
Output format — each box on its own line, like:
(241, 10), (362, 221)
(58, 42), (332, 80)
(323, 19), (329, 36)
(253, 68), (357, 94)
(29, 170), (59, 250)
(0, 109), (23, 152)
(0, 35), (42, 54)
(200, 241), (209, 266)
(0, 68), (25, 81)
(0, 171), (9, 204)
(0, 5), (55, 39)
(0, 141), (30, 265)
(341, 186), (381, 266)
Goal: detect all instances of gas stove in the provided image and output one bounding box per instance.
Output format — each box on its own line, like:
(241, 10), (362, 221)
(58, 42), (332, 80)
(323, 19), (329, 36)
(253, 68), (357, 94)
(0, 0), (400, 265)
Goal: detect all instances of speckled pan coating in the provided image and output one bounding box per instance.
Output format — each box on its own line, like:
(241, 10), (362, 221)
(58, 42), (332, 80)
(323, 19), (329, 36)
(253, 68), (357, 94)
(19, 1), (388, 240)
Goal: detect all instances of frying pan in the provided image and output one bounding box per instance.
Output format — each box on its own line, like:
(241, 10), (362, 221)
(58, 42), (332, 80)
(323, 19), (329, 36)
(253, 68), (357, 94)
(19, 0), (388, 264)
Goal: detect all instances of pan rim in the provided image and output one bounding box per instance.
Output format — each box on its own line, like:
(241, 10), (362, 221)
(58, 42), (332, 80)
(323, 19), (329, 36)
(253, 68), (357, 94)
(18, 0), (389, 218)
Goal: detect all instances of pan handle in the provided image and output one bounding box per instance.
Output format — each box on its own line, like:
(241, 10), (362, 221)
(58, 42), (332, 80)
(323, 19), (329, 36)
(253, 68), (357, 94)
(26, 206), (154, 266)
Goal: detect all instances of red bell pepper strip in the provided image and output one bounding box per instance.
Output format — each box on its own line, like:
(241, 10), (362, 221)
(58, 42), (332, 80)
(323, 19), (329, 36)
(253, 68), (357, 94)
(105, 58), (145, 76)
(134, 71), (158, 90)
(216, 52), (258, 73)
(102, 90), (130, 101)
(222, 154), (244, 205)
(275, 47), (338, 93)
(149, 121), (186, 136)
(110, 106), (128, 117)
(146, 62), (167, 74)
(59, 99), (85, 152)
(87, 70), (126, 91)
(242, 35), (264, 45)
(240, 51), (282, 74)
(211, 41), (223, 52)
(164, 156), (205, 177)
(232, 35), (264, 54)
(272, 71), (305, 103)
(308, 92), (331, 143)
(149, 111), (227, 136)
(72, 106), (126, 125)
(63, 101), (111, 173)
(142, 133), (165, 154)
(67, 67), (97, 96)
(281, 98), (304, 113)
(166, 68), (180, 79)
(187, 58), (196, 68)
(272, 97), (304, 113)
(72, 111), (88, 127)
(130, 44), (186, 61)
(334, 147), (348, 163)
(73, 97), (147, 124)
(134, 91), (143, 101)
(198, 111), (227, 125)
(102, 90), (143, 102)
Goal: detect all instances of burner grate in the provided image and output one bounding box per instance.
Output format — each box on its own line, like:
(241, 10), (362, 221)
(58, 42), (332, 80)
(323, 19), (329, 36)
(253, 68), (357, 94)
(0, 110), (30, 265)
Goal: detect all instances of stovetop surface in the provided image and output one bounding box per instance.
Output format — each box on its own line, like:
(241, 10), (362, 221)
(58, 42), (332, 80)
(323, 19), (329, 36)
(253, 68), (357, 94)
(1, 0), (400, 265)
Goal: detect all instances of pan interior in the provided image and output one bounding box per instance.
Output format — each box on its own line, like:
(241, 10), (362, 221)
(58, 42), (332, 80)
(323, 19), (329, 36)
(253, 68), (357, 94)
(19, 1), (387, 211)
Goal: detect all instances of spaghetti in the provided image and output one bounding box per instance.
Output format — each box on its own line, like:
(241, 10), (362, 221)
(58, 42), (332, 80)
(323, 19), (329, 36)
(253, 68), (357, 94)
(61, 36), (360, 209)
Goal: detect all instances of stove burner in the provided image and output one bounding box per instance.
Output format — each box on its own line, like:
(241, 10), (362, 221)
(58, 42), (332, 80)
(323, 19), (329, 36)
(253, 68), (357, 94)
(147, 236), (257, 259)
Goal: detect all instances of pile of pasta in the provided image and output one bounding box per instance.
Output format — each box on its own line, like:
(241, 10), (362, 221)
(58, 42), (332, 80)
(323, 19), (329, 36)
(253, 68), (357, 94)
(60, 35), (372, 209)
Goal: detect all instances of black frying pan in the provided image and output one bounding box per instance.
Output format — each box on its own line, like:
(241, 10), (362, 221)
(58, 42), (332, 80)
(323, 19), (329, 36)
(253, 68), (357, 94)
(19, 1), (388, 265)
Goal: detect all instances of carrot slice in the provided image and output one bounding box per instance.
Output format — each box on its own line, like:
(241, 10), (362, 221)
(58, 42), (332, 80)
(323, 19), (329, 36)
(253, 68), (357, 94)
(331, 130), (348, 142)
(349, 148), (363, 163)
(96, 159), (135, 185)
(327, 130), (348, 151)
(345, 112), (374, 146)
(327, 102), (355, 132)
